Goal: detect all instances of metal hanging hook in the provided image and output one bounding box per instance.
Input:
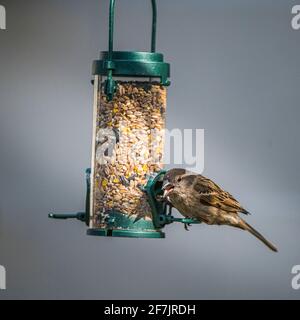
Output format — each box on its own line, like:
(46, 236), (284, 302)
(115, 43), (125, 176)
(105, 0), (158, 100)
(108, 0), (157, 58)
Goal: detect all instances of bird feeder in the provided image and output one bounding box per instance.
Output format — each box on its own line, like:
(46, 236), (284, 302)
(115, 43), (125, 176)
(49, 0), (200, 237)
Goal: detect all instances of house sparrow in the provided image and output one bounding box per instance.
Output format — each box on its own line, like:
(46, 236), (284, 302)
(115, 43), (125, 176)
(162, 168), (277, 252)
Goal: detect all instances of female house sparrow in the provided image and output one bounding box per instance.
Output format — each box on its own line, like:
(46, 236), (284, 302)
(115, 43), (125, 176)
(162, 168), (278, 252)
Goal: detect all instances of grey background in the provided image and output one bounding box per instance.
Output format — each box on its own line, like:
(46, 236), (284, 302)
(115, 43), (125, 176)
(0, 0), (300, 300)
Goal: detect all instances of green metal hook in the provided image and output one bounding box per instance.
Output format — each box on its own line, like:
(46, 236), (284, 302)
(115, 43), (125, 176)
(108, 0), (157, 57)
(105, 0), (158, 100)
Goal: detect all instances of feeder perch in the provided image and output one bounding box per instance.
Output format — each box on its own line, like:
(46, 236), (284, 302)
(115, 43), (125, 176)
(49, 0), (200, 238)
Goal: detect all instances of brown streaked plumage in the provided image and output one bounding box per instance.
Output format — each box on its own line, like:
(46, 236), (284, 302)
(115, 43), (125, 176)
(162, 168), (277, 252)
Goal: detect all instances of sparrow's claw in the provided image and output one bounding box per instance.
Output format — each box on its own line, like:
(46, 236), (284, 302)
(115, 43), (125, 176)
(184, 223), (192, 231)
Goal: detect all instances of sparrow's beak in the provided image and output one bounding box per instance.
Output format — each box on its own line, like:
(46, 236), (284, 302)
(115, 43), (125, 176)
(162, 181), (174, 198)
(162, 181), (173, 191)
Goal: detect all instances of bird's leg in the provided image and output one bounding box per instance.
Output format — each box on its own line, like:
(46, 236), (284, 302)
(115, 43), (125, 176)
(184, 223), (192, 231)
(167, 204), (173, 216)
(184, 217), (193, 231)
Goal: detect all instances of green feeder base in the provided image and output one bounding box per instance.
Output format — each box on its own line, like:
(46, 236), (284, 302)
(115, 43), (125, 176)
(87, 210), (165, 238)
(87, 228), (165, 239)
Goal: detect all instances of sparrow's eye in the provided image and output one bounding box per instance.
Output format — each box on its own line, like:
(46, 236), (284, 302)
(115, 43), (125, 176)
(177, 177), (182, 183)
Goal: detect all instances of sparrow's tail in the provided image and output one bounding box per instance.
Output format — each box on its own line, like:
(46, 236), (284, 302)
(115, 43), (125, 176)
(240, 220), (278, 252)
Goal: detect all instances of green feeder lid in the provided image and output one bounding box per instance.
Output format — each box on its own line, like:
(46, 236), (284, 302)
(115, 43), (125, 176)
(93, 51), (170, 85)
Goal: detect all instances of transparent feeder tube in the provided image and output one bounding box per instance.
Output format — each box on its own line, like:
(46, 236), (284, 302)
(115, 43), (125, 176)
(90, 76), (167, 229)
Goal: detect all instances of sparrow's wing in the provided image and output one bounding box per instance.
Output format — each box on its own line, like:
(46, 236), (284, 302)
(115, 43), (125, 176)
(186, 175), (249, 214)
